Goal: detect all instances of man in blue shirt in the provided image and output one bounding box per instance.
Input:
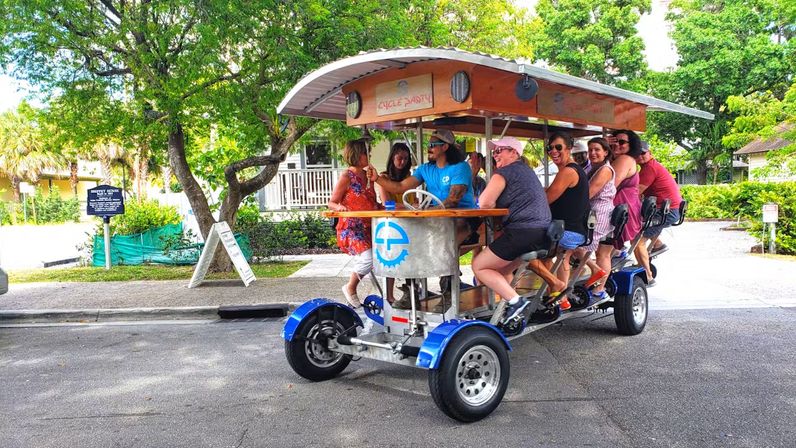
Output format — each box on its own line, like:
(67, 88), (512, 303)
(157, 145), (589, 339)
(367, 129), (478, 301)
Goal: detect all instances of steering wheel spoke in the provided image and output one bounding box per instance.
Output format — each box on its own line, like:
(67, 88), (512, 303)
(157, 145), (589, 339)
(403, 189), (444, 210)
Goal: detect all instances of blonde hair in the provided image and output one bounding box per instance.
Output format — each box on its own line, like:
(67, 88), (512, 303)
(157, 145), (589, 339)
(342, 139), (368, 167)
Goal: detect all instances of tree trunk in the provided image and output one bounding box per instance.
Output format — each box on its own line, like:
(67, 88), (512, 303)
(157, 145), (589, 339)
(10, 176), (21, 203)
(134, 143), (150, 199)
(69, 161), (79, 197)
(695, 165), (708, 185)
(100, 150), (113, 185)
(167, 123), (216, 240)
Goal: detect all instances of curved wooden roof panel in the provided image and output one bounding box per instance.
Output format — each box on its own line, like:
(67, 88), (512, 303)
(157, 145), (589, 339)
(277, 47), (714, 131)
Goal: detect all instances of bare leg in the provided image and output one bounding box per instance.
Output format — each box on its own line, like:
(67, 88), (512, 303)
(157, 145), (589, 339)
(634, 235), (653, 280)
(557, 250), (574, 286)
(592, 244), (612, 293)
(344, 272), (361, 296)
(386, 277), (395, 303)
(472, 248), (520, 300)
(528, 259), (566, 293)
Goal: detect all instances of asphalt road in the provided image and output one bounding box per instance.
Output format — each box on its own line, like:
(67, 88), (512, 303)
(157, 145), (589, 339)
(2, 307), (795, 448)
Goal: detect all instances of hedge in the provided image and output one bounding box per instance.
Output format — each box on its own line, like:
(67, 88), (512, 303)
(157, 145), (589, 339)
(681, 182), (795, 254)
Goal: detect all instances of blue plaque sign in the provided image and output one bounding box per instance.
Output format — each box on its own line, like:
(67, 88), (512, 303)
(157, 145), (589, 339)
(87, 185), (125, 218)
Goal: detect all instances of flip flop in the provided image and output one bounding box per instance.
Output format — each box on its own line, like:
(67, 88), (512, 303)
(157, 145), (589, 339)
(341, 285), (361, 308)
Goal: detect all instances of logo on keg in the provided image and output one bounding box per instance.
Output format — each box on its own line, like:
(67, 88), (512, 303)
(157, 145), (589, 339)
(374, 221), (409, 267)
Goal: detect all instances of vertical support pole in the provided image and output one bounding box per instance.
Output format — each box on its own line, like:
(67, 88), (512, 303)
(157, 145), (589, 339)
(543, 120), (550, 188)
(22, 193), (27, 222)
(416, 119), (424, 165)
(769, 223), (776, 254)
(484, 117), (496, 310)
(104, 216), (111, 270)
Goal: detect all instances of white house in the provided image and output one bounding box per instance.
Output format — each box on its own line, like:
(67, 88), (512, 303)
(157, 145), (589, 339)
(733, 122), (795, 182)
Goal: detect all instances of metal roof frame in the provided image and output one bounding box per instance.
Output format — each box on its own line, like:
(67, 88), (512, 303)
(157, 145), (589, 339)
(277, 47), (714, 122)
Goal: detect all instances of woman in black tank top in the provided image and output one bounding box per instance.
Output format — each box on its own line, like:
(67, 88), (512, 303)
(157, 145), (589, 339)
(544, 132), (591, 306)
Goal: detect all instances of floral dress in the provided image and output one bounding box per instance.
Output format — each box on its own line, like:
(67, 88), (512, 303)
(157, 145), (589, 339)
(336, 169), (378, 256)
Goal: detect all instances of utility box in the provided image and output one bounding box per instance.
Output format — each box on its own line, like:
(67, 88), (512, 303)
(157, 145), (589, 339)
(0, 268), (8, 295)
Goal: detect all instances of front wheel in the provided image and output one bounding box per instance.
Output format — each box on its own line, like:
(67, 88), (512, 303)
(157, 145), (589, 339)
(428, 327), (510, 422)
(285, 309), (357, 381)
(614, 276), (648, 335)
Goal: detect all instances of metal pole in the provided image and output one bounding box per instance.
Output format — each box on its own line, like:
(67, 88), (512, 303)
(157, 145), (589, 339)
(543, 120), (550, 188)
(769, 223), (776, 254)
(484, 118), (493, 180)
(416, 120), (424, 165)
(104, 216), (111, 270)
(22, 193), (27, 222)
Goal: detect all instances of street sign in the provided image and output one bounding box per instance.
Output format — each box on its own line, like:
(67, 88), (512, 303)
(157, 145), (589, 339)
(87, 185), (125, 217)
(762, 203), (778, 223)
(19, 182), (35, 194)
(189, 221), (256, 288)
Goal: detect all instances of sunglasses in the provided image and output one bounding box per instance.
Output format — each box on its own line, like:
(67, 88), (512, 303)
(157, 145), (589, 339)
(546, 143), (565, 153)
(428, 141), (446, 148)
(616, 139), (629, 145)
(491, 146), (513, 156)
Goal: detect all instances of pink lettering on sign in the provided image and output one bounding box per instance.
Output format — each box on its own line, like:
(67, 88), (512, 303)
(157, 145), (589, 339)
(375, 74), (434, 116)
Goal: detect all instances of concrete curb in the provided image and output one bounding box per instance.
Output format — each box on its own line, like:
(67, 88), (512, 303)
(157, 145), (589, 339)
(0, 303), (303, 324)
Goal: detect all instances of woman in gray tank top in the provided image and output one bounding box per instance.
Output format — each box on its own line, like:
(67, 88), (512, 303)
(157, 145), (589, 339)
(472, 137), (563, 323)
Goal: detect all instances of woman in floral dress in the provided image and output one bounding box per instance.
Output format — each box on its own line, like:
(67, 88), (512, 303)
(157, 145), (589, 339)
(328, 139), (379, 308)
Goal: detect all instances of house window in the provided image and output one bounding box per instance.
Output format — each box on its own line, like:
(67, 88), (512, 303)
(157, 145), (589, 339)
(305, 141), (333, 168)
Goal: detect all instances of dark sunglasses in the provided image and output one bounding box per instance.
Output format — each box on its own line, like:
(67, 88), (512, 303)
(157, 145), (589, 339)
(428, 141), (446, 148)
(616, 139), (629, 145)
(491, 146), (513, 156)
(546, 143), (565, 153)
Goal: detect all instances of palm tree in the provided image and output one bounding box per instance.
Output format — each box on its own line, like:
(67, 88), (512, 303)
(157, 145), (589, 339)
(0, 103), (66, 202)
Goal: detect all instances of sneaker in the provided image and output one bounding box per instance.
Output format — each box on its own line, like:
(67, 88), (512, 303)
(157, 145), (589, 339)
(650, 244), (668, 256)
(503, 297), (530, 323)
(646, 278), (657, 288)
(341, 285), (361, 308)
(591, 290), (608, 304)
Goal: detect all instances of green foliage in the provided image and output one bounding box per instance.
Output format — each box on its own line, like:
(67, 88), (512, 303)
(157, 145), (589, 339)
(244, 213), (336, 258)
(235, 203), (262, 232)
(681, 182), (796, 254)
(0, 201), (13, 225)
(647, 136), (693, 174)
(532, 0), (651, 84)
(110, 199), (181, 236)
(31, 187), (80, 224)
(645, 0), (794, 183)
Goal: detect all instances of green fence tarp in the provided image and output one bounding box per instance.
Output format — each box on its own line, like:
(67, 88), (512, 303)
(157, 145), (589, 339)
(92, 223), (252, 267)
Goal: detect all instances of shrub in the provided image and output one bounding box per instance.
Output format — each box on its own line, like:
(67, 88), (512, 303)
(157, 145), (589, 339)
(0, 201), (12, 225)
(111, 199), (181, 235)
(0, 187), (80, 225)
(681, 182), (796, 254)
(244, 213), (337, 258)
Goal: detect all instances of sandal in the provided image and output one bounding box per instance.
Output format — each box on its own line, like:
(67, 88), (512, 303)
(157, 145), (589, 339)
(341, 285), (361, 308)
(543, 287), (573, 311)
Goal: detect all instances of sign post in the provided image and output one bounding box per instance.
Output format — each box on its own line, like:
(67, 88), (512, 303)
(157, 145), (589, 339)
(189, 221), (255, 288)
(762, 202), (778, 254)
(87, 185), (125, 269)
(19, 182), (35, 222)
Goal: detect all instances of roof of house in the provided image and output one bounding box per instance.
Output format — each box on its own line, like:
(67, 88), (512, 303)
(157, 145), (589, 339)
(733, 122), (794, 155)
(278, 47), (714, 121)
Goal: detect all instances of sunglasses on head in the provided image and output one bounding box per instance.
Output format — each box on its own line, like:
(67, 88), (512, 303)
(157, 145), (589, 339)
(546, 143), (565, 153)
(491, 146), (513, 156)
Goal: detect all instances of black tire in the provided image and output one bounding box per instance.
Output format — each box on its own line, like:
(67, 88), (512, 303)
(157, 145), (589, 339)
(284, 308), (357, 381)
(614, 276), (648, 335)
(569, 285), (590, 310)
(428, 327), (510, 422)
(650, 263), (657, 279)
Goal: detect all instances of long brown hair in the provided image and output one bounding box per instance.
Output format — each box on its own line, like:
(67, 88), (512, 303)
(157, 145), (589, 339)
(586, 137), (612, 179)
(385, 142), (412, 181)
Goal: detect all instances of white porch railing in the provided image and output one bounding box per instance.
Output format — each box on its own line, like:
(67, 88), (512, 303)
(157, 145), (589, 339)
(260, 168), (346, 211)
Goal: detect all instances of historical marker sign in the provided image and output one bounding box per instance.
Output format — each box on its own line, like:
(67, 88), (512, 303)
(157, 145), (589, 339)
(87, 185), (125, 217)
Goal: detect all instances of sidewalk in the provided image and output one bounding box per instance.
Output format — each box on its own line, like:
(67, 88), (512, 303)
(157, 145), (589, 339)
(2, 222), (795, 323)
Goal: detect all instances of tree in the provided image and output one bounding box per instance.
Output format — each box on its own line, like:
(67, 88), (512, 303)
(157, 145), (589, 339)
(0, 102), (65, 202)
(531, 0), (651, 85)
(645, 0), (793, 183)
(724, 82), (796, 177)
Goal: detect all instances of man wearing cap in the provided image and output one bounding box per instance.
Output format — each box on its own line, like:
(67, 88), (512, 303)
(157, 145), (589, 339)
(634, 142), (682, 286)
(571, 141), (590, 171)
(368, 128), (475, 211)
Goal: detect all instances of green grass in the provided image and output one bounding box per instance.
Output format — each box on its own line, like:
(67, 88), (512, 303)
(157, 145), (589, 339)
(8, 261), (309, 283)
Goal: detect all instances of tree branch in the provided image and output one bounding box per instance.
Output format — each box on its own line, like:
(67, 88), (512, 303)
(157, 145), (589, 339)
(181, 72), (241, 100)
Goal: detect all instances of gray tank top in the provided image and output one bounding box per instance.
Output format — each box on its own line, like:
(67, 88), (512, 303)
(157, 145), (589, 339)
(495, 161), (552, 229)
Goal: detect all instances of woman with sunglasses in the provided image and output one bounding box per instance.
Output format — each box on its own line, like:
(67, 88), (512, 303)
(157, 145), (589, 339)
(543, 131), (591, 309)
(609, 130), (644, 250)
(471, 137), (561, 323)
(572, 137), (616, 299)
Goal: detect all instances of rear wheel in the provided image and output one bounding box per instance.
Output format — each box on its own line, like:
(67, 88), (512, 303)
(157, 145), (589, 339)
(285, 308), (357, 381)
(614, 276), (647, 335)
(428, 327), (510, 422)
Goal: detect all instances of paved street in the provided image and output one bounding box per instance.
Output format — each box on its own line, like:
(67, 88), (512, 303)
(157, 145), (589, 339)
(2, 307), (795, 448)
